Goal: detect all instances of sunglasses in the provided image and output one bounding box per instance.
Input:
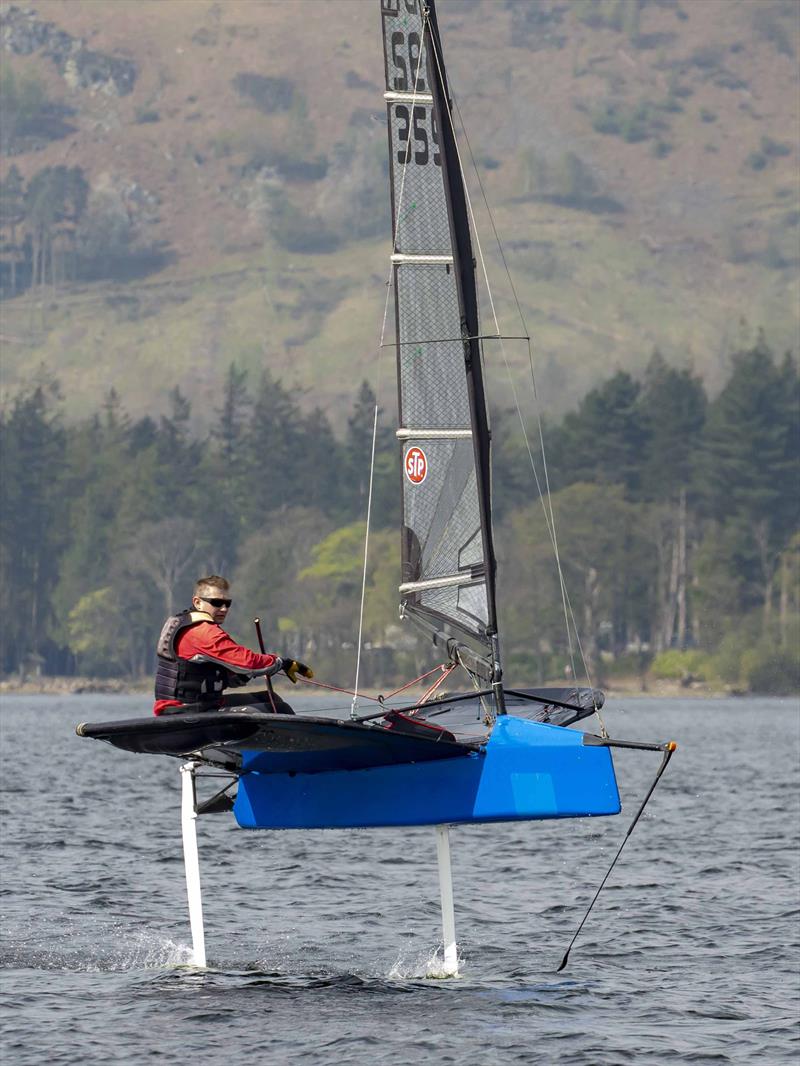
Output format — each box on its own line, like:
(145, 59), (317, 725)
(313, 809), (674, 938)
(203, 597), (232, 608)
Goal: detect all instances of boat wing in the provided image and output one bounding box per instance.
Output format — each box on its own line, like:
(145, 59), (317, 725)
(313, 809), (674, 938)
(76, 710), (480, 773)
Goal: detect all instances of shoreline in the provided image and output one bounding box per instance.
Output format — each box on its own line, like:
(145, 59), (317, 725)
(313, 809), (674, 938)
(0, 674), (780, 700)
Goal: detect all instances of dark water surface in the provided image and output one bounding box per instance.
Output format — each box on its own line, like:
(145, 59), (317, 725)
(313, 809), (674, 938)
(1, 695), (798, 1064)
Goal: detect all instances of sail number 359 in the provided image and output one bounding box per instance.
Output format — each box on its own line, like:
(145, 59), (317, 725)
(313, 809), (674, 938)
(391, 29), (441, 168)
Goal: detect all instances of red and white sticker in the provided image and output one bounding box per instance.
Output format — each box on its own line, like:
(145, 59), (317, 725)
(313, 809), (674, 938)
(405, 446), (428, 484)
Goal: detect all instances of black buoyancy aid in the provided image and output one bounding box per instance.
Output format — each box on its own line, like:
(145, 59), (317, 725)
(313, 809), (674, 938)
(154, 609), (233, 705)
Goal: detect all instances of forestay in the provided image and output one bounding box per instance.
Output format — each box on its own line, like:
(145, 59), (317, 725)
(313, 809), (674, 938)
(380, 0), (500, 684)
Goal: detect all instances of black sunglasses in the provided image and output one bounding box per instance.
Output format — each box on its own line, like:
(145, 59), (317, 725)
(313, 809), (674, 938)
(203, 597), (232, 608)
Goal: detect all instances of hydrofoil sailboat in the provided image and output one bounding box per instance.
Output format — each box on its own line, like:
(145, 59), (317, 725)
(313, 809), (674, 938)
(78, 0), (673, 974)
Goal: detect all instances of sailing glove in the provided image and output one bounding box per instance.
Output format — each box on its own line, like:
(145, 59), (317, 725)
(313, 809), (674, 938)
(281, 658), (313, 683)
(226, 672), (252, 688)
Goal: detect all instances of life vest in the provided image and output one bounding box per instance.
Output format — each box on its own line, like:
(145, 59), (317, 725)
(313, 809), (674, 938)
(154, 609), (234, 705)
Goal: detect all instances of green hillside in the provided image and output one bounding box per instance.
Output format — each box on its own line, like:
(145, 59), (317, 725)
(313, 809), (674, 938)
(1, 0), (797, 427)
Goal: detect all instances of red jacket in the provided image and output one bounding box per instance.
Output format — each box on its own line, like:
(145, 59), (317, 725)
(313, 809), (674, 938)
(153, 621), (280, 715)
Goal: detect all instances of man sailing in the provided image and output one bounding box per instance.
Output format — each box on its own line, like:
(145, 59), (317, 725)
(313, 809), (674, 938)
(153, 575), (312, 716)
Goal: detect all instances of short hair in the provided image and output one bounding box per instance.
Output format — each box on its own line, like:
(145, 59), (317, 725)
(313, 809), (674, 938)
(194, 575), (230, 599)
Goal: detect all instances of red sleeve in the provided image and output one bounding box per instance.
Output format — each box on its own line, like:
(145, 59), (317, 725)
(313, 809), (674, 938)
(154, 698), (183, 716)
(175, 623), (280, 675)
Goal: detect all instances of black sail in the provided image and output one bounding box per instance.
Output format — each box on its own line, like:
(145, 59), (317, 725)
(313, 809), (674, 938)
(380, 0), (500, 683)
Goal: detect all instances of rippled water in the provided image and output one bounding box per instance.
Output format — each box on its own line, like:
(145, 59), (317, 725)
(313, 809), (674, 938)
(1, 694), (798, 1064)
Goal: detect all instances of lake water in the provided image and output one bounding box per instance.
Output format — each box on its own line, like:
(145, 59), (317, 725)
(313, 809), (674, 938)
(1, 694), (798, 1064)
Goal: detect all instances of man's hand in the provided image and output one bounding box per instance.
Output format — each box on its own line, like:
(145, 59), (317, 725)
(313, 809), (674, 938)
(281, 659), (314, 684)
(227, 672), (252, 688)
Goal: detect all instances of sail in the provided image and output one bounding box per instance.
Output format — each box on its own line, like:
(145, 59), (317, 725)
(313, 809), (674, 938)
(380, 0), (499, 679)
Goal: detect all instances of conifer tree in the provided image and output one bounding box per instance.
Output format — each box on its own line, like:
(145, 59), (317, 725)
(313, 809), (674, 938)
(200, 364), (252, 571)
(700, 337), (799, 618)
(0, 382), (66, 672)
(639, 350), (706, 502)
(242, 370), (306, 522)
(51, 389), (131, 648)
(217, 363), (250, 463)
(638, 351), (707, 648)
(559, 371), (648, 496)
(24, 166), (88, 288)
(0, 166), (25, 295)
(344, 380), (396, 525)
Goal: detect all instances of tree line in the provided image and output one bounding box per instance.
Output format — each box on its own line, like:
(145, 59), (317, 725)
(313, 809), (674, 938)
(0, 337), (797, 693)
(495, 341), (798, 693)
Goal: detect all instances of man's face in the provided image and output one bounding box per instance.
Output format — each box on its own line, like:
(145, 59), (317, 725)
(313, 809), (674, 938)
(193, 589), (232, 625)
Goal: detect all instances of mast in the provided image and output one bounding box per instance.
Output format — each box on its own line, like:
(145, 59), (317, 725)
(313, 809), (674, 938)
(380, 0), (504, 712)
(423, 1), (505, 710)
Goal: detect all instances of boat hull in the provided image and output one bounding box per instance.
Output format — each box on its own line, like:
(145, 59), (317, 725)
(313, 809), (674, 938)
(234, 715), (620, 829)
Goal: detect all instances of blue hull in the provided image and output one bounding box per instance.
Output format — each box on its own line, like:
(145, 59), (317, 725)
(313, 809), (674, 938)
(234, 716), (620, 829)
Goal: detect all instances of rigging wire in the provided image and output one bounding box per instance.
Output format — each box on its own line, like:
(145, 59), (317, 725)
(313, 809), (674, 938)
(450, 110), (579, 686)
(556, 740), (677, 971)
(455, 148), (602, 728)
(403, 662), (459, 712)
(382, 662), (456, 703)
(350, 401), (380, 719)
(426, 31), (606, 734)
(308, 661), (452, 706)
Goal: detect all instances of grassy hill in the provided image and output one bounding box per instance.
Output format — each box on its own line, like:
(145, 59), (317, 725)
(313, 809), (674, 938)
(0, 0), (797, 429)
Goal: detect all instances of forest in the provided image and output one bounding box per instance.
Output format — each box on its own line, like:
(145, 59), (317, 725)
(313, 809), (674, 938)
(1, 336), (798, 695)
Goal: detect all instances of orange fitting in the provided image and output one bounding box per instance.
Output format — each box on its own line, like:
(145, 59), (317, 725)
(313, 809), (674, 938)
(667, 741), (677, 752)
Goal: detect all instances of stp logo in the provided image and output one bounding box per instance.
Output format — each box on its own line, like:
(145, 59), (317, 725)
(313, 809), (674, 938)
(405, 446), (428, 484)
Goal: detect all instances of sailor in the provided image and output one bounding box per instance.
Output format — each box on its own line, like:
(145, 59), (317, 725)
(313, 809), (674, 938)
(153, 574), (312, 715)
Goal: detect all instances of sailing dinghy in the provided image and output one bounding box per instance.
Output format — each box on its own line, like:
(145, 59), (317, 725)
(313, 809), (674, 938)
(78, 0), (673, 973)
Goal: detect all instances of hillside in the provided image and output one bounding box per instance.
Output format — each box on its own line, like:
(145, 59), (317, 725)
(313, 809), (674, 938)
(0, 0), (798, 428)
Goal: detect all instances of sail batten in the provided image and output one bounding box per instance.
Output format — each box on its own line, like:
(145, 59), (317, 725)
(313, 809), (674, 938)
(384, 91), (435, 104)
(390, 254), (454, 263)
(396, 428), (472, 440)
(381, 0), (500, 675)
(400, 572), (485, 594)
